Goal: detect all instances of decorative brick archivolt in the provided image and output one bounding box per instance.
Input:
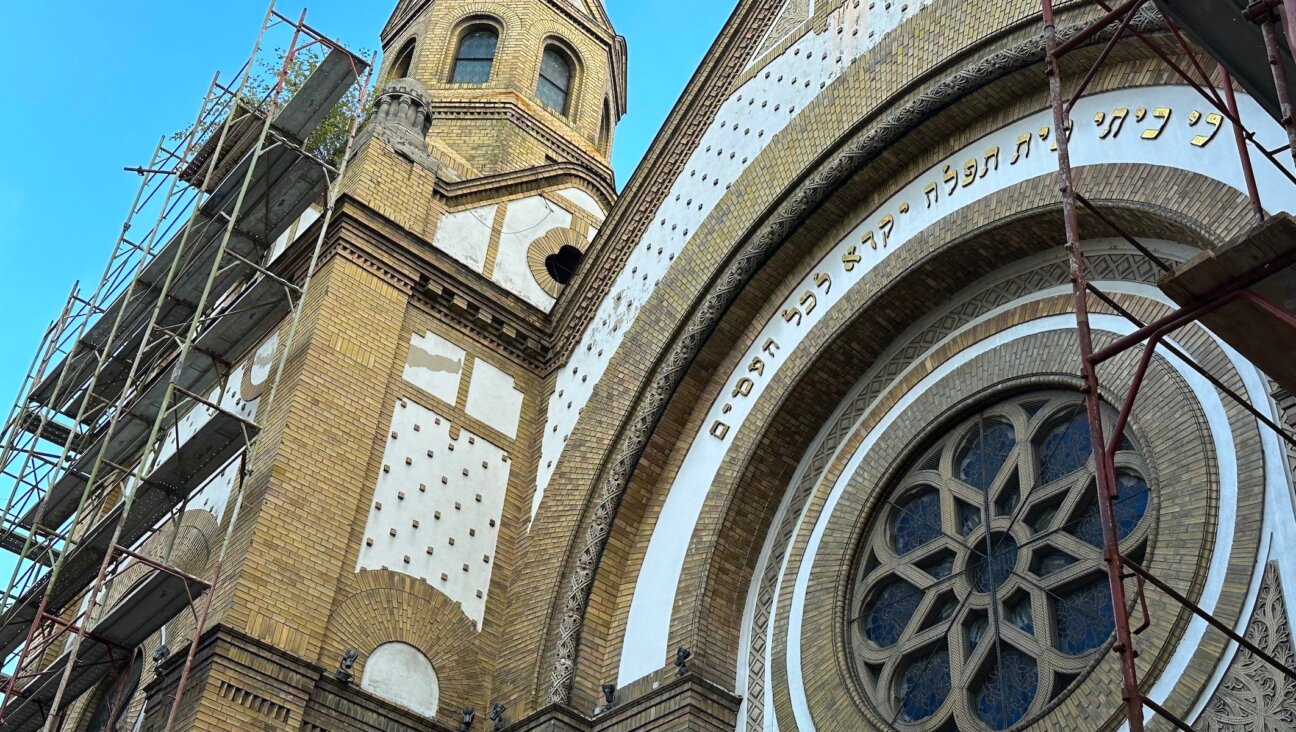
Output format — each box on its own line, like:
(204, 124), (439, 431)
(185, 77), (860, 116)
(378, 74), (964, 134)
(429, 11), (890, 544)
(659, 168), (1254, 722)
(539, 6), (1188, 706)
(576, 161), (1255, 699)
(323, 569), (486, 727)
(779, 324), (1221, 730)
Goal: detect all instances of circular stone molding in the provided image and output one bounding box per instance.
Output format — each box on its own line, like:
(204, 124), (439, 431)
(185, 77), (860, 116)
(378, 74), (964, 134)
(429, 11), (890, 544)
(847, 391), (1155, 731)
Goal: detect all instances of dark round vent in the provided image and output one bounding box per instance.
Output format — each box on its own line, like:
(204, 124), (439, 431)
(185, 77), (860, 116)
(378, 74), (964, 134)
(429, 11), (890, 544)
(544, 245), (584, 285)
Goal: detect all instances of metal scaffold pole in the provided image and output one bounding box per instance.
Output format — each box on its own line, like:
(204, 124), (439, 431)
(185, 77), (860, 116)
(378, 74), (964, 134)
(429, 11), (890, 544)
(1040, 2), (1146, 728)
(1037, 0), (1296, 729)
(0, 2), (371, 728)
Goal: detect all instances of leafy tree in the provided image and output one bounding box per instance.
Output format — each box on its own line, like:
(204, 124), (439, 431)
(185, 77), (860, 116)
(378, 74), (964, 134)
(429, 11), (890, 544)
(178, 45), (372, 169)
(243, 45), (372, 167)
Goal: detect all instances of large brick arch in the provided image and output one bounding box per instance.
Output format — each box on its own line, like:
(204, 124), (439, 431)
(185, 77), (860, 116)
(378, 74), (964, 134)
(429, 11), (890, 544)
(531, 4), (1200, 707)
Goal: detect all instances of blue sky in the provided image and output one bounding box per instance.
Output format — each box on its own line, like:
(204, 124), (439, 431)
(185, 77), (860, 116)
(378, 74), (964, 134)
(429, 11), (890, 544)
(0, 0), (736, 411)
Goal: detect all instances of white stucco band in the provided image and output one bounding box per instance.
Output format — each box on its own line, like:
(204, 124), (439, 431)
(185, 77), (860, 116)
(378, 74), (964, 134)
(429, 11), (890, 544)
(535, 0), (937, 521)
(617, 84), (1295, 684)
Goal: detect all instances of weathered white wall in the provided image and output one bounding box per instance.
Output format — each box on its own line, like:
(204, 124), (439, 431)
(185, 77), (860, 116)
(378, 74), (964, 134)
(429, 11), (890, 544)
(429, 192), (605, 313)
(403, 330), (466, 405)
(355, 398), (510, 628)
(557, 187), (605, 219)
(493, 197), (571, 310)
(360, 641), (440, 718)
(149, 333), (278, 532)
(432, 206), (496, 273)
(465, 358), (524, 439)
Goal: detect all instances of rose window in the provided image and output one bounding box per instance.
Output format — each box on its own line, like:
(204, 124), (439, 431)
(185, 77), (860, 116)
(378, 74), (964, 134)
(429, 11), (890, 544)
(848, 392), (1154, 730)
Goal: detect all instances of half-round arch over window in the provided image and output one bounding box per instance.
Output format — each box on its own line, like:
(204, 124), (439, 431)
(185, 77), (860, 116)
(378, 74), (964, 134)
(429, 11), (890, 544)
(389, 39), (416, 81)
(848, 391), (1155, 731)
(85, 655), (143, 731)
(361, 642), (439, 718)
(536, 45), (574, 114)
(451, 25), (498, 84)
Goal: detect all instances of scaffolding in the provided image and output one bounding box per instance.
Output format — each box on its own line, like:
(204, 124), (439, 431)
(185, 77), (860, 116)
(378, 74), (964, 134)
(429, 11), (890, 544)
(0, 4), (372, 730)
(1039, 0), (1296, 729)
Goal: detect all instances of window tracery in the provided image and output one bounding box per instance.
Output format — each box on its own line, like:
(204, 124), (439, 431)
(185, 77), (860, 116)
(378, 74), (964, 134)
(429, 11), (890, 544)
(451, 26), (498, 84)
(849, 392), (1154, 730)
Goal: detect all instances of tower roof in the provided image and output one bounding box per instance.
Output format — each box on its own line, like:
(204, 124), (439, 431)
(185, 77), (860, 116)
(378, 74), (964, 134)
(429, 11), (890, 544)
(556, 0), (614, 30)
(383, 0), (615, 43)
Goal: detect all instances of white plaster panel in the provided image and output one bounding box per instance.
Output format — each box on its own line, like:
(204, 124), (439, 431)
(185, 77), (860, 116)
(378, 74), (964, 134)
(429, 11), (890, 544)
(557, 188), (606, 220)
(465, 357), (524, 439)
(403, 330), (465, 405)
(617, 84), (1295, 684)
(355, 399), (510, 629)
(361, 641), (440, 718)
(536, 0), (936, 521)
(149, 333), (277, 533)
(431, 205), (496, 274)
(492, 196), (570, 311)
(269, 205), (322, 264)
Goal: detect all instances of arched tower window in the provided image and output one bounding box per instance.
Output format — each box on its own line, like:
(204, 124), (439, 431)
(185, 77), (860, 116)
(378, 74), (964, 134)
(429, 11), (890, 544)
(598, 99), (613, 151)
(361, 642), (439, 718)
(389, 39), (416, 81)
(451, 26), (499, 84)
(536, 45), (574, 115)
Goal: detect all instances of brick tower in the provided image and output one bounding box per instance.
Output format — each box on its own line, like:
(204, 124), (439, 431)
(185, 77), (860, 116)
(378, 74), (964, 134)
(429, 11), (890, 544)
(125, 1), (628, 729)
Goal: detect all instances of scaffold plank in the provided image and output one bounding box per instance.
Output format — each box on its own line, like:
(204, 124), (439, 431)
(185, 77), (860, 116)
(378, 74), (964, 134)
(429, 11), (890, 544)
(18, 274), (282, 535)
(26, 46), (363, 423)
(0, 569), (208, 731)
(1159, 212), (1296, 393)
(0, 408), (255, 660)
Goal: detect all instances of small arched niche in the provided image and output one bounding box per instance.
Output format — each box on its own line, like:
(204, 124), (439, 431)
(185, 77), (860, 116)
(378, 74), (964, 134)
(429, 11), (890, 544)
(389, 38), (416, 81)
(360, 642), (439, 718)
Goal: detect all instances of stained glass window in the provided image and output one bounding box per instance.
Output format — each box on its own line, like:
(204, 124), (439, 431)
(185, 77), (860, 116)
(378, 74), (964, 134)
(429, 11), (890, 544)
(893, 489), (942, 554)
(864, 579), (923, 647)
(958, 500), (982, 536)
(1038, 412), (1092, 483)
(1069, 473), (1150, 548)
(849, 393), (1154, 730)
(896, 646), (952, 723)
(451, 28), (498, 84)
(970, 533), (1018, 592)
(1007, 595), (1034, 634)
(536, 46), (573, 114)
(1054, 577), (1116, 655)
(958, 420), (1016, 490)
(973, 647), (1038, 730)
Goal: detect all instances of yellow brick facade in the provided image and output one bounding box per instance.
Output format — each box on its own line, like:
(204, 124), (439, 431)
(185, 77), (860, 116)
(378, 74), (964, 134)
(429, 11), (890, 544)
(39, 1), (1296, 731)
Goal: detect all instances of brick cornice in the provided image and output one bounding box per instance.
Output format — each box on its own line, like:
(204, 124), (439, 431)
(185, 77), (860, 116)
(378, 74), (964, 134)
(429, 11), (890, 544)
(431, 98), (616, 186)
(437, 162), (616, 213)
(280, 195), (555, 369)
